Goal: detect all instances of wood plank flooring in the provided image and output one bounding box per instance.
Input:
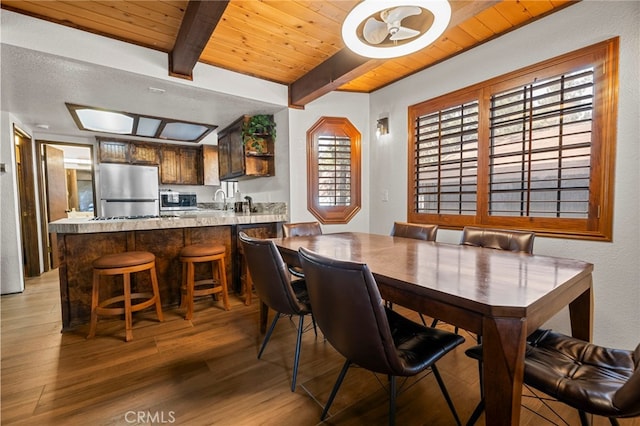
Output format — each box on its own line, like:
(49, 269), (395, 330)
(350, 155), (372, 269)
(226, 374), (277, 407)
(2, 270), (638, 425)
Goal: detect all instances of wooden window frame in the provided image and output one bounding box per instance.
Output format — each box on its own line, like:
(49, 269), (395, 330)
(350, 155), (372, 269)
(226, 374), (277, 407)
(307, 116), (361, 224)
(408, 38), (618, 241)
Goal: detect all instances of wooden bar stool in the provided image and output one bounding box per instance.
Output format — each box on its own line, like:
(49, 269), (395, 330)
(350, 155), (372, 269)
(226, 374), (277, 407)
(179, 243), (229, 320)
(88, 251), (163, 342)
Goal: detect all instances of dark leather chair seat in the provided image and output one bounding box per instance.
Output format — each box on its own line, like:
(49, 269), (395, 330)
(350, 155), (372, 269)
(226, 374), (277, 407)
(466, 329), (640, 425)
(525, 329), (640, 420)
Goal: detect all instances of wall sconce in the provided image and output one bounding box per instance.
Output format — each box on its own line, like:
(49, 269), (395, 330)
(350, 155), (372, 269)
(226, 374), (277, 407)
(376, 117), (389, 137)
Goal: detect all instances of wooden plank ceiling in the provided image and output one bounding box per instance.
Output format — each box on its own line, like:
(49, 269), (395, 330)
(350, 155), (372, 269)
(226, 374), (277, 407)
(2, 0), (576, 107)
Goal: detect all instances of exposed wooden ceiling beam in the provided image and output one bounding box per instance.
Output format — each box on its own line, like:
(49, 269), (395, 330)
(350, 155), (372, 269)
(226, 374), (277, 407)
(170, 0), (229, 80)
(288, 0), (501, 108)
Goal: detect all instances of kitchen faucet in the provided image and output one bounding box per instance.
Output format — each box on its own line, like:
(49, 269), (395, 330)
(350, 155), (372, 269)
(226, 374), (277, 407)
(244, 196), (254, 213)
(214, 189), (226, 209)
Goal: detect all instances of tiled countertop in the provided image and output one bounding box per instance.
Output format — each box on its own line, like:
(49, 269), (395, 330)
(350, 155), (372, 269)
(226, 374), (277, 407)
(49, 209), (288, 234)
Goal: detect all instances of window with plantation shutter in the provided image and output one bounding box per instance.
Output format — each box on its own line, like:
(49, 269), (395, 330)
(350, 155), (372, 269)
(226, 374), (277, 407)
(408, 38), (618, 240)
(307, 117), (361, 224)
(414, 99), (479, 216)
(318, 134), (352, 207)
(489, 69), (593, 218)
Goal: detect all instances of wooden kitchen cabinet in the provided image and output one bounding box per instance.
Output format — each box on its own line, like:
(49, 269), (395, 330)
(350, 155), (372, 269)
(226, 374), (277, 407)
(202, 145), (220, 186)
(98, 138), (159, 165)
(98, 140), (129, 163)
(160, 146), (202, 185)
(98, 137), (202, 184)
(130, 142), (159, 164)
(218, 115), (274, 181)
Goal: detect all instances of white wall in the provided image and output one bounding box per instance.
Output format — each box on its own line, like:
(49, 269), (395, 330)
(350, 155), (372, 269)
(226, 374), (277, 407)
(369, 1), (640, 349)
(236, 109), (291, 206)
(288, 91), (371, 234)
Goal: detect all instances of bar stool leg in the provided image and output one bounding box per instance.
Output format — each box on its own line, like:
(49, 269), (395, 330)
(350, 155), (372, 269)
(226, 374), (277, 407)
(123, 272), (133, 342)
(88, 270), (100, 339)
(217, 256), (229, 311)
(186, 261), (195, 320)
(179, 262), (187, 311)
(150, 264), (164, 322)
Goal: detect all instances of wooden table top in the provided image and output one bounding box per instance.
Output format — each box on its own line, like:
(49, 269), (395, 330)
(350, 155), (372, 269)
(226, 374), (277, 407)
(274, 232), (593, 320)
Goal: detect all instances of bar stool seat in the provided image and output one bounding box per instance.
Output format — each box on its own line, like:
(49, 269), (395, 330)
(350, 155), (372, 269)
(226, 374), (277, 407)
(179, 243), (229, 320)
(88, 250), (163, 342)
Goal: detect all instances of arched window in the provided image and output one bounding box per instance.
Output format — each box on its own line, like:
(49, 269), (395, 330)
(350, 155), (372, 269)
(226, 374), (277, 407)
(306, 117), (361, 224)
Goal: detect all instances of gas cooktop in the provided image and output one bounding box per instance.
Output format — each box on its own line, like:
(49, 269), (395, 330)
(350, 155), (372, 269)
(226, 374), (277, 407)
(90, 215), (160, 221)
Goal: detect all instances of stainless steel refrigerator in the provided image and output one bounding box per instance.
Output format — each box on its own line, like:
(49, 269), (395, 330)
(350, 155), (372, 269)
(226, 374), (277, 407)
(99, 163), (159, 217)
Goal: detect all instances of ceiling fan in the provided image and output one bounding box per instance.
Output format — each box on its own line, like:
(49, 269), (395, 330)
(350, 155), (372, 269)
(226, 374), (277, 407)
(362, 6), (423, 45)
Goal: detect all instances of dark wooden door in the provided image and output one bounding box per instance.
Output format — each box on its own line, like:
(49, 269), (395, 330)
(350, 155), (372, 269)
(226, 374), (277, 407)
(15, 129), (40, 277)
(44, 145), (68, 269)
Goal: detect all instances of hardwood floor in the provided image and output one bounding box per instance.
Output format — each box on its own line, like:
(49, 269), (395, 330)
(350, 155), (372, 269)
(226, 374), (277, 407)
(2, 270), (638, 425)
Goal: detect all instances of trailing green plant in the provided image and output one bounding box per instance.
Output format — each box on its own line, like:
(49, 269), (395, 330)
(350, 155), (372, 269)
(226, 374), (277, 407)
(242, 115), (276, 142)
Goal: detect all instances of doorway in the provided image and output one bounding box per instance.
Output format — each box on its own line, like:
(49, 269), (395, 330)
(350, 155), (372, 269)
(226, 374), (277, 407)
(14, 126), (40, 278)
(37, 141), (96, 270)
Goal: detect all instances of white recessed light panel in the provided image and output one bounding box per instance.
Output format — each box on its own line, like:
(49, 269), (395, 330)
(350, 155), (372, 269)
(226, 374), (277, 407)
(160, 122), (210, 141)
(75, 109), (133, 134)
(66, 103), (216, 142)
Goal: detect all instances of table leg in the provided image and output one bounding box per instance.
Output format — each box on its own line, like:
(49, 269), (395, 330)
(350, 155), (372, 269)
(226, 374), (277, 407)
(482, 316), (527, 426)
(569, 278), (593, 341)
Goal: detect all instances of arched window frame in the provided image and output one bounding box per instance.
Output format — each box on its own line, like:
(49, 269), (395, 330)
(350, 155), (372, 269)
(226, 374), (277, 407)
(306, 117), (361, 224)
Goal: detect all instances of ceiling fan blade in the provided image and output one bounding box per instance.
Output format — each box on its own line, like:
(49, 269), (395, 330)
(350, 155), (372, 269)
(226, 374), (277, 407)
(389, 26), (420, 41)
(363, 17), (389, 45)
(383, 6), (422, 24)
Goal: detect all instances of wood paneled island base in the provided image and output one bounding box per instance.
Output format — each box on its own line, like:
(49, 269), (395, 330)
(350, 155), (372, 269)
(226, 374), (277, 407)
(51, 211), (285, 330)
(57, 226), (232, 329)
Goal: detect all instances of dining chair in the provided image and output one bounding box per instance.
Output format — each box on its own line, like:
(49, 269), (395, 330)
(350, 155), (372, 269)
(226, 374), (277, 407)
(389, 221), (438, 325)
(282, 221), (322, 278)
(467, 329), (640, 426)
(390, 221), (438, 242)
(239, 232), (316, 392)
(432, 226), (536, 331)
(298, 246), (465, 426)
(282, 221), (323, 238)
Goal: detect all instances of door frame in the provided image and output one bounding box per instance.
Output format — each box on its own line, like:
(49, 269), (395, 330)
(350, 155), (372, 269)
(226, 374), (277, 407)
(36, 140), (96, 271)
(14, 125), (40, 277)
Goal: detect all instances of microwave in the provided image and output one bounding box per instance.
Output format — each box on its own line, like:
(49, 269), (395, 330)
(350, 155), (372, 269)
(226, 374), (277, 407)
(159, 191), (197, 211)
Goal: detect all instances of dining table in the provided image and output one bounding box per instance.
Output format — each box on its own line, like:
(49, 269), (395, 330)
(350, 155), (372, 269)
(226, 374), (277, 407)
(272, 232), (594, 426)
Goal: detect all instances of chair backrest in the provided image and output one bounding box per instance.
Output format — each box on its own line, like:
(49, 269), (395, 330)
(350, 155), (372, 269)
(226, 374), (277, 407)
(613, 344), (640, 417)
(298, 247), (404, 375)
(391, 221), (438, 241)
(526, 329), (640, 419)
(282, 221), (322, 238)
(461, 226), (535, 254)
(239, 232), (308, 315)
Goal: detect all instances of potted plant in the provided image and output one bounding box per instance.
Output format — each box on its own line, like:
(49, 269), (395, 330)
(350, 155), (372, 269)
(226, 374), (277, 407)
(242, 114), (276, 154)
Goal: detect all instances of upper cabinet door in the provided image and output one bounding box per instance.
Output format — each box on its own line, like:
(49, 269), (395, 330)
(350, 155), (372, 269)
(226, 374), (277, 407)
(130, 143), (159, 165)
(99, 140), (129, 163)
(203, 145), (220, 186)
(218, 115), (275, 181)
(160, 147), (180, 184)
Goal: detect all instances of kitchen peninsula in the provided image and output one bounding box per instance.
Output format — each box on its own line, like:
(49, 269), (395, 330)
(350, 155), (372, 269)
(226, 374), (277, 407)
(49, 205), (287, 330)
